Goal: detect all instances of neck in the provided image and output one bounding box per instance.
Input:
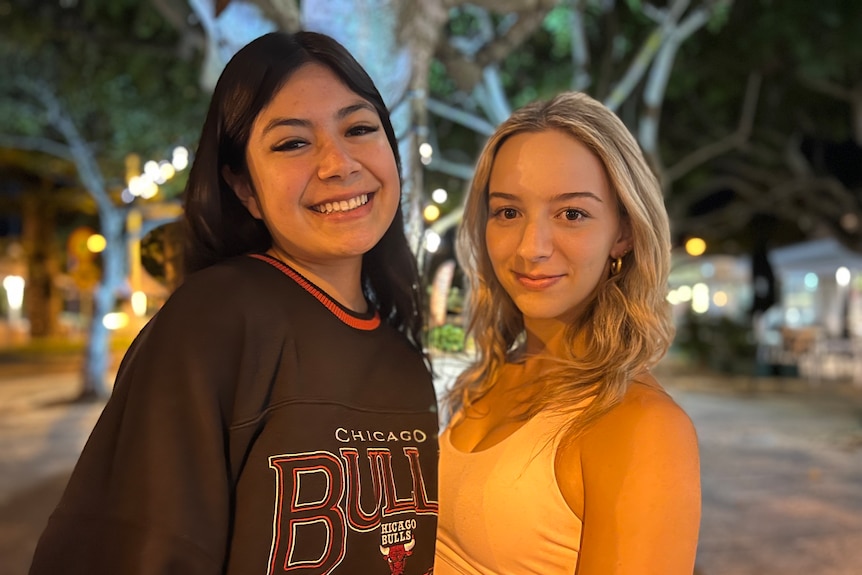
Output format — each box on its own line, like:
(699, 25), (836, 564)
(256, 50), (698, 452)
(266, 248), (367, 313)
(522, 318), (571, 358)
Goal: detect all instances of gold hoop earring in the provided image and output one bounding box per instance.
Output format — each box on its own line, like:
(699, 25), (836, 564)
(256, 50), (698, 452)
(610, 256), (623, 276)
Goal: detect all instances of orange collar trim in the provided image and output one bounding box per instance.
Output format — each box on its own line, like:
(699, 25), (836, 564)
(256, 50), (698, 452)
(249, 253), (381, 331)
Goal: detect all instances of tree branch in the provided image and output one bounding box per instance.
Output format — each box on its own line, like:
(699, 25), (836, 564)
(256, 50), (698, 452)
(436, 42), (483, 92)
(604, 0), (690, 112)
(474, 0), (558, 68)
(426, 155), (477, 180)
(640, 0), (734, 173)
(665, 72), (760, 183)
(457, 0), (556, 13)
(429, 204), (464, 235)
(148, 0), (205, 57)
(17, 78), (114, 214)
(438, 0), (556, 92)
(426, 98), (497, 135)
(0, 134), (73, 161)
(249, 0), (302, 32)
(474, 66), (511, 125)
(570, 1), (591, 91)
(797, 73), (853, 102)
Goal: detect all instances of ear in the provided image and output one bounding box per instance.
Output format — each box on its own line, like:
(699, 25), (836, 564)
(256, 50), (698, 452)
(222, 165), (262, 220)
(611, 215), (633, 258)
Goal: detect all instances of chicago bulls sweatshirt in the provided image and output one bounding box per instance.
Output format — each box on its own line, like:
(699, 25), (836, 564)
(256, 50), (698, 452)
(29, 254), (439, 575)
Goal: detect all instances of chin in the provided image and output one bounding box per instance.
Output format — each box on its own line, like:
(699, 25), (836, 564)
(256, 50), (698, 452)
(514, 299), (586, 323)
(335, 239), (381, 260)
(515, 305), (568, 321)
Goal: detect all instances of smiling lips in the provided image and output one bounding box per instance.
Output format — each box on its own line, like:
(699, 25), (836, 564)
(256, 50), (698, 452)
(312, 193), (370, 214)
(514, 272), (564, 290)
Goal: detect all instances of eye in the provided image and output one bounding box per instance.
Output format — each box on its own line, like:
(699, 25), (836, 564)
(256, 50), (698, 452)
(347, 124), (379, 137)
(272, 139), (307, 152)
(491, 207), (518, 220)
(562, 208), (587, 221)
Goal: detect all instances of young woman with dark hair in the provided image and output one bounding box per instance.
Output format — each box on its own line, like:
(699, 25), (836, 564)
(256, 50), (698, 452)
(30, 31), (438, 575)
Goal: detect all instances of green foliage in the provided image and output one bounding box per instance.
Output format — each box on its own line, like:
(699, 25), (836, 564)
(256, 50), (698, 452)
(446, 7), (482, 37)
(428, 2), (671, 209)
(446, 285), (464, 316)
(429, 58), (458, 97)
(0, 0), (208, 194)
(675, 311), (758, 375)
(428, 323), (467, 353)
(139, 221), (185, 286)
(657, 0), (862, 254)
(705, 0), (732, 33)
(665, 0), (862, 153)
(541, 5), (573, 60)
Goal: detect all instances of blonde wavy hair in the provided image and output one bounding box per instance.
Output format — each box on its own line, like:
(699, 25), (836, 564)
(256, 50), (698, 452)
(448, 91), (674, 438)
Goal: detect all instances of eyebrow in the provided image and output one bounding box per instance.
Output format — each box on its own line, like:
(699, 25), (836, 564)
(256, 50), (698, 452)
(488, 191), (604, 203)
(261, 101), (377, 136)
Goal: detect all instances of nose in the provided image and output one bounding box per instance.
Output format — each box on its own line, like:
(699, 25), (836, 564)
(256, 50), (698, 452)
(317, 138), (361, 180)
(516, 218), (553, 262)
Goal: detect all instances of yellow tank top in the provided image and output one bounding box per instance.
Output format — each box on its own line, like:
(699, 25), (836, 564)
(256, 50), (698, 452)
(434, 410), (582, 574)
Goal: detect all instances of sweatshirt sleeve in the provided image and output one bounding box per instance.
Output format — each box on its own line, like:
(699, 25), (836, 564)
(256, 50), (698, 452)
(29, 275), (255, 575)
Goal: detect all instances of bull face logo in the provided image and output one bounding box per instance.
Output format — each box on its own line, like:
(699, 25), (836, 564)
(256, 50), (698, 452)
(379, 538), (415, 575)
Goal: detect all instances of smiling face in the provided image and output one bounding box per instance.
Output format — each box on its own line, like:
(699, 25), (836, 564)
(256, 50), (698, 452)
(228, 62), (400, 281)
(485, 129), (631, 331)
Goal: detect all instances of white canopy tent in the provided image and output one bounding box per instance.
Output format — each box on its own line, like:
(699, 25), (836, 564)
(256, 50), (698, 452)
(769, 237), (862, 275)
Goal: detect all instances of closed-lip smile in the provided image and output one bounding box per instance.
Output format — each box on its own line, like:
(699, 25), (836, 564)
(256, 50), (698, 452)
(514, 272), (564, 289)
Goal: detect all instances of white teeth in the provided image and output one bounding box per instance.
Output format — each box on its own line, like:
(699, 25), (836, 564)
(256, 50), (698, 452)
(315, 193), (369, 214)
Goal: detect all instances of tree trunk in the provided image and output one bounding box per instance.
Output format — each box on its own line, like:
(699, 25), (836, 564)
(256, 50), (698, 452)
(20, 184), (61, 338)
(399, 0), (449, 256)
(79, 207), (125, 400)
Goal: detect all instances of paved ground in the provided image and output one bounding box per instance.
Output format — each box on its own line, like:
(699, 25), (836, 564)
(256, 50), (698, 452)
(674, 380), (862, 575)
(1, 355), (861, 575)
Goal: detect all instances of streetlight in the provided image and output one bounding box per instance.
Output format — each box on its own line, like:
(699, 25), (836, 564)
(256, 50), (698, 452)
(419, 142), (433, 165)
(3, 275), (24, 326)
(131, 291), (148, 317)
(431, 188), (448, 204)
(122, 146), (190, 204)
(423, 204), (441, 223)
(685, 237), (707, 257)
(424, 230), (441, 254)
(122, 146), (190, 302)
(86, 233), (107, 253)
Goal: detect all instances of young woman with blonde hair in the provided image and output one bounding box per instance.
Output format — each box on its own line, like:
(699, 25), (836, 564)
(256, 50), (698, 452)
(435, 91), (700, 575)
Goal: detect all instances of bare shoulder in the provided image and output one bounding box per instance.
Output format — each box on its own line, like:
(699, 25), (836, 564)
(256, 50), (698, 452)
(591, 372), (694, 439)
(578, 372), (699, 475)
(561, 373), (701, 574)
